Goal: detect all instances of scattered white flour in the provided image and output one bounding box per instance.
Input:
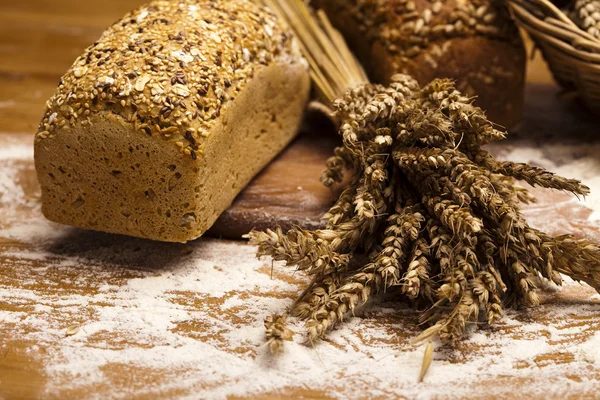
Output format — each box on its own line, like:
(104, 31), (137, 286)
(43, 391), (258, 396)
(2, 136), (600, 399)
(0, 164), (24, 206)
(0, 139), (34, 161)
(0, 100), (16, 109)
(0, 142), (34, 208)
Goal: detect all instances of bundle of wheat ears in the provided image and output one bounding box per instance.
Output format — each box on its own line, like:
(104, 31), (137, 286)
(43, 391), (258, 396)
(249, 0), (600, 357)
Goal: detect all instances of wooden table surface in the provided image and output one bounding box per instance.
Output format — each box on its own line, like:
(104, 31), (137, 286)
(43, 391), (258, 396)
(2, 1), (600, 399)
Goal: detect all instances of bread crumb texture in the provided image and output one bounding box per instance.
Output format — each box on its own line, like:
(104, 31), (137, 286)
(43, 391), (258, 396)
(36, 0), (295, 160)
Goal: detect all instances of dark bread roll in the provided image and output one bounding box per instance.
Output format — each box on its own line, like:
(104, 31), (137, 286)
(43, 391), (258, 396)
(311, 0), (526, 129)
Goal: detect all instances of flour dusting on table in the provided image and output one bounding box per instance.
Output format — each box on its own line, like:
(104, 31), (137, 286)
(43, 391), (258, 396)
(2, 138), (600, 399)
(0, 141), (34, 207)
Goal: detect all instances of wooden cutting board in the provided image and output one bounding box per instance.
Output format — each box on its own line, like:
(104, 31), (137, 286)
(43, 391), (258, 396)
(208, 112), (342, 237)
(208, 79), (600, 237)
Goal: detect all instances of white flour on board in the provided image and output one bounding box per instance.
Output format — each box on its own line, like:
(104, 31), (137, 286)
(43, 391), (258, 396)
(2, 139), (600, 399)
(0, 141), (34, 207)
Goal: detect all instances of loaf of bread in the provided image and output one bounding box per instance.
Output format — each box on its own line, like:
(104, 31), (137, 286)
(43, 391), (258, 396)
(569, 0), (600, 39)
(34, 0), (310, 242)
(311, 0), (526, 129)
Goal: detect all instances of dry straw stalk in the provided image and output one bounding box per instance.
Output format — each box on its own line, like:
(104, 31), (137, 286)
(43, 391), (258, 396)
(249, 0), (600, 362)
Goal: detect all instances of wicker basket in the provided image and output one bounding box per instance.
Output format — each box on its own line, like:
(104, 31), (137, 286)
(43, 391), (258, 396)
(508, 0), (600, 114)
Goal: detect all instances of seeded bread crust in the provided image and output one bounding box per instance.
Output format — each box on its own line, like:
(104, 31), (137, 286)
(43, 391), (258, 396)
(34, 0), (310, 242)
(311, 0), (526, 129)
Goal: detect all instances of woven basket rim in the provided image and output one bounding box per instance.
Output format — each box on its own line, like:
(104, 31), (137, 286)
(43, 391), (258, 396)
(507, 0), (600, 113)
(508, 0), (600, 53)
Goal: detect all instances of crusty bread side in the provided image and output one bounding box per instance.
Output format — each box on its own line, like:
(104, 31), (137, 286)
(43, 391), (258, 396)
(311, 0), (526, 129)
(34, 0), (310, 242)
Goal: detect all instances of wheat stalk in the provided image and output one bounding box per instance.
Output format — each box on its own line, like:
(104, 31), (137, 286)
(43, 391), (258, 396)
(249, 0), (600, 374)
(256, 0), (368, 104)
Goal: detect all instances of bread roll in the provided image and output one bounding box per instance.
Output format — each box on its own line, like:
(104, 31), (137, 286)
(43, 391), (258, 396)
(34, 0), (310, 242)
(311, 0), (526, 129)
(569, 0), (600, 39)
